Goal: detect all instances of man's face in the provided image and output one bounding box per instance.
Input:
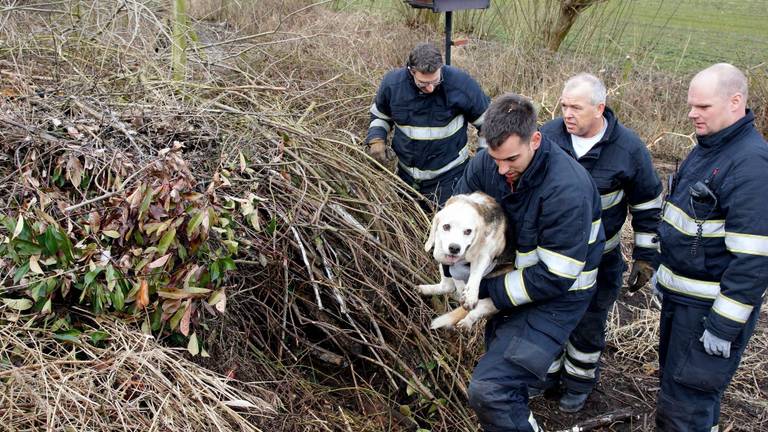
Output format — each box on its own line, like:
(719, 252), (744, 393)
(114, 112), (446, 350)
(560, 86), (604, 138)
(687, 78), (734, 136)
(411, 68), (442, 94)
(488, 132), (541, 184)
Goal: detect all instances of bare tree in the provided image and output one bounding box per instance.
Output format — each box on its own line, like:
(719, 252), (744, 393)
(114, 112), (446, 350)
(545, 0), (608, 52)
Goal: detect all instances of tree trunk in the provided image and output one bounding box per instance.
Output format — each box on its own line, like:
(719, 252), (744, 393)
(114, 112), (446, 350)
(546, 0), (606, 52)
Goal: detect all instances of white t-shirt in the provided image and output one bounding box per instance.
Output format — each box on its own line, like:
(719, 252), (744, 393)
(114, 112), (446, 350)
(571, 119), (607, 159)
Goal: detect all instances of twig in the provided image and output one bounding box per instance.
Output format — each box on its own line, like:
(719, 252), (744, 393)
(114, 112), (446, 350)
(290, 226), (324, 310)
(556, 409), (635, 432)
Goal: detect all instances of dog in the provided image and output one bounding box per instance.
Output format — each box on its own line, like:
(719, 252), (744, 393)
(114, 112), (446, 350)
(418, 192), (507, 329)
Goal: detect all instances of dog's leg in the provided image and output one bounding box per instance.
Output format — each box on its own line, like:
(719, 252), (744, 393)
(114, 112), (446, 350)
(462, 253), (493, 310)
(430, 307), (469, 329)
(417, 275), (456, 296)
(457, 298), (498, 330)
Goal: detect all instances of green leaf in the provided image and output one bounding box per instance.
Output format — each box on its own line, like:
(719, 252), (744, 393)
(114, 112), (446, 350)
(106, 265), (117, 291)
(157, 227), (176, 255)
(53, 329), (81, 343)
(40, 298), (52, 315)
(14, 240), (43, 256)
(399, 405), (412, 417)
(187, 332), (200, 356)
(111, 283), (125, 311)
(219, 257), (236, 272)
(2, 297), (33, 311)
(138, 187), (154, 220)
(13, 262), (30, 284)
(41, 226), (58, 255)
(210, 261), (220, 282)
(186, 210), (204, 238)
(102, 230), (121, 239)
(222, 240), (238, 255)
(169, 305), (186, 329)
(90, 331), (110, 345)
(265, 217), (278, 235)
(84, 268), (102, 286)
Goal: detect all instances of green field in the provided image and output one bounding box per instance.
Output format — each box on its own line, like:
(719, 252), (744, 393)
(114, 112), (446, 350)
(568, 0), (768, 72)
(332, 0), (768, 72)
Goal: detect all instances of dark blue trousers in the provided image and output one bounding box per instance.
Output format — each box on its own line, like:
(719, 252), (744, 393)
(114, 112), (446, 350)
(560, 248), (626, 393)
(656, 297), (760, 431)
(468, 289), (593, 431)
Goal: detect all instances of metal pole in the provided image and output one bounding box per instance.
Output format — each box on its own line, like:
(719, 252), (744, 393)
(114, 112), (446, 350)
(444, 11), (452, 65)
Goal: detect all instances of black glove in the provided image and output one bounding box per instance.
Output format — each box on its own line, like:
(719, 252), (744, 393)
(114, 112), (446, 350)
(627, 260), (654, 292)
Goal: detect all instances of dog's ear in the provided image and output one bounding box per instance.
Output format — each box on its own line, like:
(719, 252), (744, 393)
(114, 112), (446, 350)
(425, 212), (440, 252)
(465, 222), (488, 262)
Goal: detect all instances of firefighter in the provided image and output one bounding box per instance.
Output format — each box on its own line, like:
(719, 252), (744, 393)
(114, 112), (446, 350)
(365, 42), (489, 210)
(539, 73), (663, 412)
(452, 93), (605, 431)
(654, 63), (768, 430)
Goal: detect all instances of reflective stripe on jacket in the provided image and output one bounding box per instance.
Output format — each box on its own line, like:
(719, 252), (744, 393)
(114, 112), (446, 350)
(541, 107), (663, 261)
(657, 110), (768, 341)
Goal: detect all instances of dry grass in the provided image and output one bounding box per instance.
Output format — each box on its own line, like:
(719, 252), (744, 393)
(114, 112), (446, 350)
(0, 318), (278, 431)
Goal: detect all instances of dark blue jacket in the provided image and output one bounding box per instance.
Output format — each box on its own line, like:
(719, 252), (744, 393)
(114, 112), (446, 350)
(541, 107), (662, 261)
(366, 66), (489, 182)
(657, 110), (768, 342)
(455, 137), (605, 310)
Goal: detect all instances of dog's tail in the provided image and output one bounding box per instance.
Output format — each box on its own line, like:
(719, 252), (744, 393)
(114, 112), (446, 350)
(430, 307), (469, 329)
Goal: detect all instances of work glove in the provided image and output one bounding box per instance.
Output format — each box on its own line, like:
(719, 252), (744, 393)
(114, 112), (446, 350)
(700, 329), (731, 358)
(366, 138), (389, 165)
(627, 260), (654, 292)
(448, 261), (495, 282)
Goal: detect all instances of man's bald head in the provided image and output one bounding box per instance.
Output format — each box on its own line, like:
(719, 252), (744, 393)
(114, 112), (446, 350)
(692, 63), (748, 104)
(687, 63), (748, 136)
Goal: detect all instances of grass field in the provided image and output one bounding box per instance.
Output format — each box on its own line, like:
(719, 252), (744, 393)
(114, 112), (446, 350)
(331, 0), (768, 73)
(568, 0), (768, 72)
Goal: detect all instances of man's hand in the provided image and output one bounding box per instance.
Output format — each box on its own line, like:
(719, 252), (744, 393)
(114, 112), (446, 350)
(628, 260), (654, 292)
(367, 138), (389, 165)
(700, 329), (731, 358)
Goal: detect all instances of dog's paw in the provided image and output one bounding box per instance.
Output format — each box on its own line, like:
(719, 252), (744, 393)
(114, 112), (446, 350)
(430, 315), (455, 330)
(456, 315), (477, 330)
(462, 293), (479, 310)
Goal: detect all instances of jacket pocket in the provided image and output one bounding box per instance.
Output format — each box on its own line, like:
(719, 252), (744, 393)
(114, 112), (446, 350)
(672, 338), (738, 393)
(503, 335), (555, 381)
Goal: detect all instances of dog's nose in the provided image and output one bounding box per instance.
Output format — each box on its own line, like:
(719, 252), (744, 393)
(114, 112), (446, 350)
(448, 244), (461, 255)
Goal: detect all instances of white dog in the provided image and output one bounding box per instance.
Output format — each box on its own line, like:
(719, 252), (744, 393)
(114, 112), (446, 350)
(418, 192), (506, 329)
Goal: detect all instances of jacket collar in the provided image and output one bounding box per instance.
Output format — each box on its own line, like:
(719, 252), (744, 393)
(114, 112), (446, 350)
(695, 110), (755, 150)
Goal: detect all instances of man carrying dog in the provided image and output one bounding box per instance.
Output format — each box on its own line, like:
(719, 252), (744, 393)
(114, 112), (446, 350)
(365, 42), (489, 209)
(538, 73), (663, 412)
(653, 63), (768, 431)
(452, 93), (605, 431)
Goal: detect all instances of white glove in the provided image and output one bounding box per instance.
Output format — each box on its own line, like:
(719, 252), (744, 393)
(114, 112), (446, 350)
(700, 329), (731, 358)
(448, 261), (495, 282)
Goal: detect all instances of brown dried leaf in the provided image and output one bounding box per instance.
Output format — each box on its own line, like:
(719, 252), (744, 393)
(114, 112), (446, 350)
(147, 254), (170, 269)
(179, 301), (193, 336)
(136, 279), (150, 309)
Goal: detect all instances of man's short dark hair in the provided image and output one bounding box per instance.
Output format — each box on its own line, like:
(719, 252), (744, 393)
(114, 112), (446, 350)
(407, 42), (443, 73)
(483, 93), (538, 149)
